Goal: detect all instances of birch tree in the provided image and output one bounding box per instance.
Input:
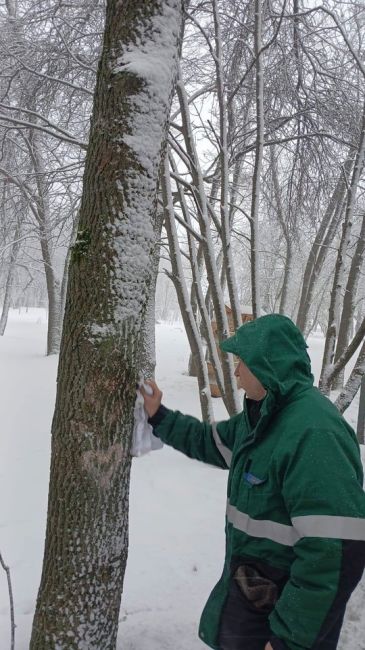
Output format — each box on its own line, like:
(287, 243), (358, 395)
(30, 1), (184, 648)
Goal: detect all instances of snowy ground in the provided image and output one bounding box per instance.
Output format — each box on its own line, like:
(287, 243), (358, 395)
(0, 309), (364, 649)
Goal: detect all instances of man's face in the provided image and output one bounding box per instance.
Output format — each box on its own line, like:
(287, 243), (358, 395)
(234, 359), (267, 401)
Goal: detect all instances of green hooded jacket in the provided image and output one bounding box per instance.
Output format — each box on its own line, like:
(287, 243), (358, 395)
(149, 314), (365, 649)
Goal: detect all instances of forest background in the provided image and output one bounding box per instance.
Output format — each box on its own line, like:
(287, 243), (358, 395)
(1, 0), (365, 422)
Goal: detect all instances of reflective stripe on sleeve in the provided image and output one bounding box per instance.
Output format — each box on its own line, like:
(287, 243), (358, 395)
(211, 422), (232, 467)
(226, 502), (299, 546)
(292, 515), (365, 541)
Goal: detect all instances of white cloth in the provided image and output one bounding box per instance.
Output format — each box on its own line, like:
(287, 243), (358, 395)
(131, 381), (163, 457)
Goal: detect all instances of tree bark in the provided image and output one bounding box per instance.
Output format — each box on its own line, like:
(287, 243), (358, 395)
(213, 0), (241, 331)
(319, 104), (365, 394)
(0, 222), (21, 336)
(162, 156), (214, 421)
(332, 212), (365, 389)
(30, 1), (183, 648)
(176, 72), (241, 414)
(335, 338), (365, 414)
(250, 0), (264, 318)
(296, 154), (353, 334)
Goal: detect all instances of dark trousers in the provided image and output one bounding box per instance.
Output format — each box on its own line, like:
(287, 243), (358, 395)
(218, 578), (344, 650)
(218, 578), (272, 650)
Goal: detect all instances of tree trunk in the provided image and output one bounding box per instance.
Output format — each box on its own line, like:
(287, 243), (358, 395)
(169, 152), (226, 410)
(319, 105), (365, 394)
(30, 131), (62, 355)
(162, 156), (213, 421)
(332, 212), (365, 389)
(335, 338), (365, 414)
(296, 154), (353, 334)
(269, 146), (292, 316)
(40, 233), (61, 355)
(279, 238), (292, 316)
(176, 73), (241, 414)
(139, 206), (165, 379)
(0, 225), (21, 336)
(59, 210), (80, 340)
(30, 1), (183, 648)
(250, 0), (264, 318)
(213, 0), (241, 331)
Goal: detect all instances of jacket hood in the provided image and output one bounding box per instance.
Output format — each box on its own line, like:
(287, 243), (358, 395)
(220, 314), (314, 403)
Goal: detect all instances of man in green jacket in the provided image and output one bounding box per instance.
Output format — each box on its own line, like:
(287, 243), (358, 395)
(142, 314), (365, 650)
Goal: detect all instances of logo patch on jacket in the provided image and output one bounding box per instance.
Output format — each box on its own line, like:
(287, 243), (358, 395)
(243, 472), (266, 486)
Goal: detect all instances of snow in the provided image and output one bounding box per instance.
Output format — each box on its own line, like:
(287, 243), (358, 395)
(91, 1), (183, 331)
(0, 309), (364, 649)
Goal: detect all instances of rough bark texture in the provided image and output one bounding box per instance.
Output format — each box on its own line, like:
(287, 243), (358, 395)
(30, 1), (183, 648)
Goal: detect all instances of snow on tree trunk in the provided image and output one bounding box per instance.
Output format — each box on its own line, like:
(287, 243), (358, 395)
(30, 2), (183, 648)
(250, 0), (264, 319)
(139, 208), (165, 379)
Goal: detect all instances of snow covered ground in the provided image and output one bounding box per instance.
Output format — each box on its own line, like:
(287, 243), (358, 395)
(0, 309), (364, 649)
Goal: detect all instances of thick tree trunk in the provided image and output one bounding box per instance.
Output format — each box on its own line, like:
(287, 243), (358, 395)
(30, 2), (183, 648)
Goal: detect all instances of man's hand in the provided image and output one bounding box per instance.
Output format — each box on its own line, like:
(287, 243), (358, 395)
(264, 643), (273, 650)
(140, 379), (163, 418)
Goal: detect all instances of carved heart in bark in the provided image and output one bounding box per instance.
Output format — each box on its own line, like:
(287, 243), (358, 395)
(81, 443), (124, 488)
